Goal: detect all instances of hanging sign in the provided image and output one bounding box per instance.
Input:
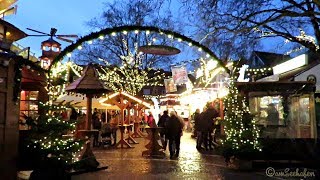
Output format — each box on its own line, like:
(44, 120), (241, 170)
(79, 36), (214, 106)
(171, 65), (188, 84)
(164, 78), (177, 93)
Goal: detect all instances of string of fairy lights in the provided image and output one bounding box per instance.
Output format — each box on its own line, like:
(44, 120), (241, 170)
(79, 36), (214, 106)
(222, 76), (262, 152)
(47, 26), (229, 99)
(49, 25), (227, 75)
(27, 102), (84, 163)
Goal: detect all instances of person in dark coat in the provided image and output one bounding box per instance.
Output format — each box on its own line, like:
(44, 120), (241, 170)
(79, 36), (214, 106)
(191, 109), (200, 138)
(197, 107), (208, 150)
(158, 110), (169, 150)
(166, 111), (184, 159)
(192, 109), (202, 149)
(70, 107), (78, 121)
(92, 113), (102, 147)
(204, 104), (219, 150)
(101, 112), (106, 124)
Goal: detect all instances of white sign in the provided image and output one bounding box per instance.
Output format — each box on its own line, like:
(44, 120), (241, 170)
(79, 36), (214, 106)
(273, 54), (307, 75)
(237, 64), (250, 82)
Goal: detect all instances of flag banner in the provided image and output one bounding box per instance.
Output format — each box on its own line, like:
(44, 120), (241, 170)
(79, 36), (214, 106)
(164, 78), (177, 93)
(171, 65), (188, 84)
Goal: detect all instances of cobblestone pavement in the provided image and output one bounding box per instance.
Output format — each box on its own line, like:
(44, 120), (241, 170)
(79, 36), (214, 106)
(71, 132), (316, 180)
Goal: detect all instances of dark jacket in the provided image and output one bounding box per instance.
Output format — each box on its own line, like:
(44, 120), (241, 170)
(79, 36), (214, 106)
(158, 114), (169, 127)
(204, 107), (219, 131)
(70, 109), (78, 121)
(198, 111), (208, 132)
(92, 118), (101, 130)
(193, 112), (201, 131)
(166, 115), (183, 139)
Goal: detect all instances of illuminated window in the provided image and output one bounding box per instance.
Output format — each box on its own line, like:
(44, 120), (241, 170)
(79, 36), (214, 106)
(20, 91), (39, 129)
(41, 59), (51, 69)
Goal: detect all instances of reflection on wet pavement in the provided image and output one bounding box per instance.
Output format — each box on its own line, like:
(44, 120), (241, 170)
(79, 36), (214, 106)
(72, 132), (277, 180)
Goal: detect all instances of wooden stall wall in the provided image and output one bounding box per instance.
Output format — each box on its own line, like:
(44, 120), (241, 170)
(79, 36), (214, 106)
(0, 58), (20, 180)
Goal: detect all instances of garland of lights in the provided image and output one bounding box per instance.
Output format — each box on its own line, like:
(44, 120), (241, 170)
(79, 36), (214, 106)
(49, 39), (168, 98)
(48, 25), (228, 74)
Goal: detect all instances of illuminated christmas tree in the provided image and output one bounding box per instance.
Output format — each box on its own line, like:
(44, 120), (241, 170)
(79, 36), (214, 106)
(223, 76), (261, 162)
(25, 102), (84, 165)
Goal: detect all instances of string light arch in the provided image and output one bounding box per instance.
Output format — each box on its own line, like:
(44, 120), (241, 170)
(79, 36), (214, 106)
(48, 25), (229, 74)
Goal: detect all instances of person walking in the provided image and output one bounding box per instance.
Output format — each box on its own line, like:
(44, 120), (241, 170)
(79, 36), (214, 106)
(197, 107), (208, 150)
(92, 113), (102, 147)
(204, 103), (219, 150)
(147, 111), (156, 127)
(192, 109), (202, 149)
(109, 111), (118, 146)
(158, 110), (169, 150)
(166, 111), (184, 159)
(191, 109), (200, 138)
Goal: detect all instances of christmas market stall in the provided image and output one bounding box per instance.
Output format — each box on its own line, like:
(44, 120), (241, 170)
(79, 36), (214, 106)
(99, 91), (153, 148)
(236, 81), (320, 164)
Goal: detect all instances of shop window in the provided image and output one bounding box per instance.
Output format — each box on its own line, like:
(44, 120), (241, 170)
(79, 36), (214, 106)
(249, 95), (314, 138)
(20, 91), (39, 130)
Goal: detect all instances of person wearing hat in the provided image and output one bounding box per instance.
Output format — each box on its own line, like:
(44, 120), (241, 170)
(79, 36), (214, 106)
(266, 103), (279, 125)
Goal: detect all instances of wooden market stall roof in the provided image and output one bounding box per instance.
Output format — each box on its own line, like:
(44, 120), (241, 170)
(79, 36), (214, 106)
(99, 91), (153, 109)
(54, 94), (120, 110)
(65, 63), (111, 94)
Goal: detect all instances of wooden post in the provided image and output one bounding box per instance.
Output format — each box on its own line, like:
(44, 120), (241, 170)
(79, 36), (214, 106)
(220, 98), (224, 135)
(86, 94), (93, 130)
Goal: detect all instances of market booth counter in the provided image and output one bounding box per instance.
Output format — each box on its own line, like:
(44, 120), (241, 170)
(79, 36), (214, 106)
(236, 81), (320, 166)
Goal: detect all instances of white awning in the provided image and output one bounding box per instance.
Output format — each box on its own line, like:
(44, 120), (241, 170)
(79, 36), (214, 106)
(55, 94), (119, 110)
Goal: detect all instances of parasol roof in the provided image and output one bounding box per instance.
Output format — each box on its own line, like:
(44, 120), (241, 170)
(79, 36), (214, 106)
(65, 63), (112, 95)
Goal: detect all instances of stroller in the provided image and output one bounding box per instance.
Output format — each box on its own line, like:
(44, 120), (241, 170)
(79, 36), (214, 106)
(100, 123), (113, 147)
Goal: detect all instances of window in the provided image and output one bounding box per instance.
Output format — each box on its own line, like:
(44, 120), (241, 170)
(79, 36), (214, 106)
(143, 89), (150, 95)
(249, 95), (314, 138)
(20, 91), (39, 129)
(41, 59), (50, 69)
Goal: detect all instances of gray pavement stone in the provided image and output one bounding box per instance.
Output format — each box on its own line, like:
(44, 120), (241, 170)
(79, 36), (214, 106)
(71, 132), (315, 180)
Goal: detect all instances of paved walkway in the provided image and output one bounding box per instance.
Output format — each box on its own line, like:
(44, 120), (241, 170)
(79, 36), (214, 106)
(71, 132), (315, 180)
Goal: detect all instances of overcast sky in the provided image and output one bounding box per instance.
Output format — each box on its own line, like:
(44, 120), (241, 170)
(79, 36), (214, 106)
(5, 0), (105, 57)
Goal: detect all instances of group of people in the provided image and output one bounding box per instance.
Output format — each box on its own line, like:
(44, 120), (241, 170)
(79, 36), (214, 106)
(157, 110), (184, 159)
(92, 108), (118, 147)
(193, 104), (219, 151)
